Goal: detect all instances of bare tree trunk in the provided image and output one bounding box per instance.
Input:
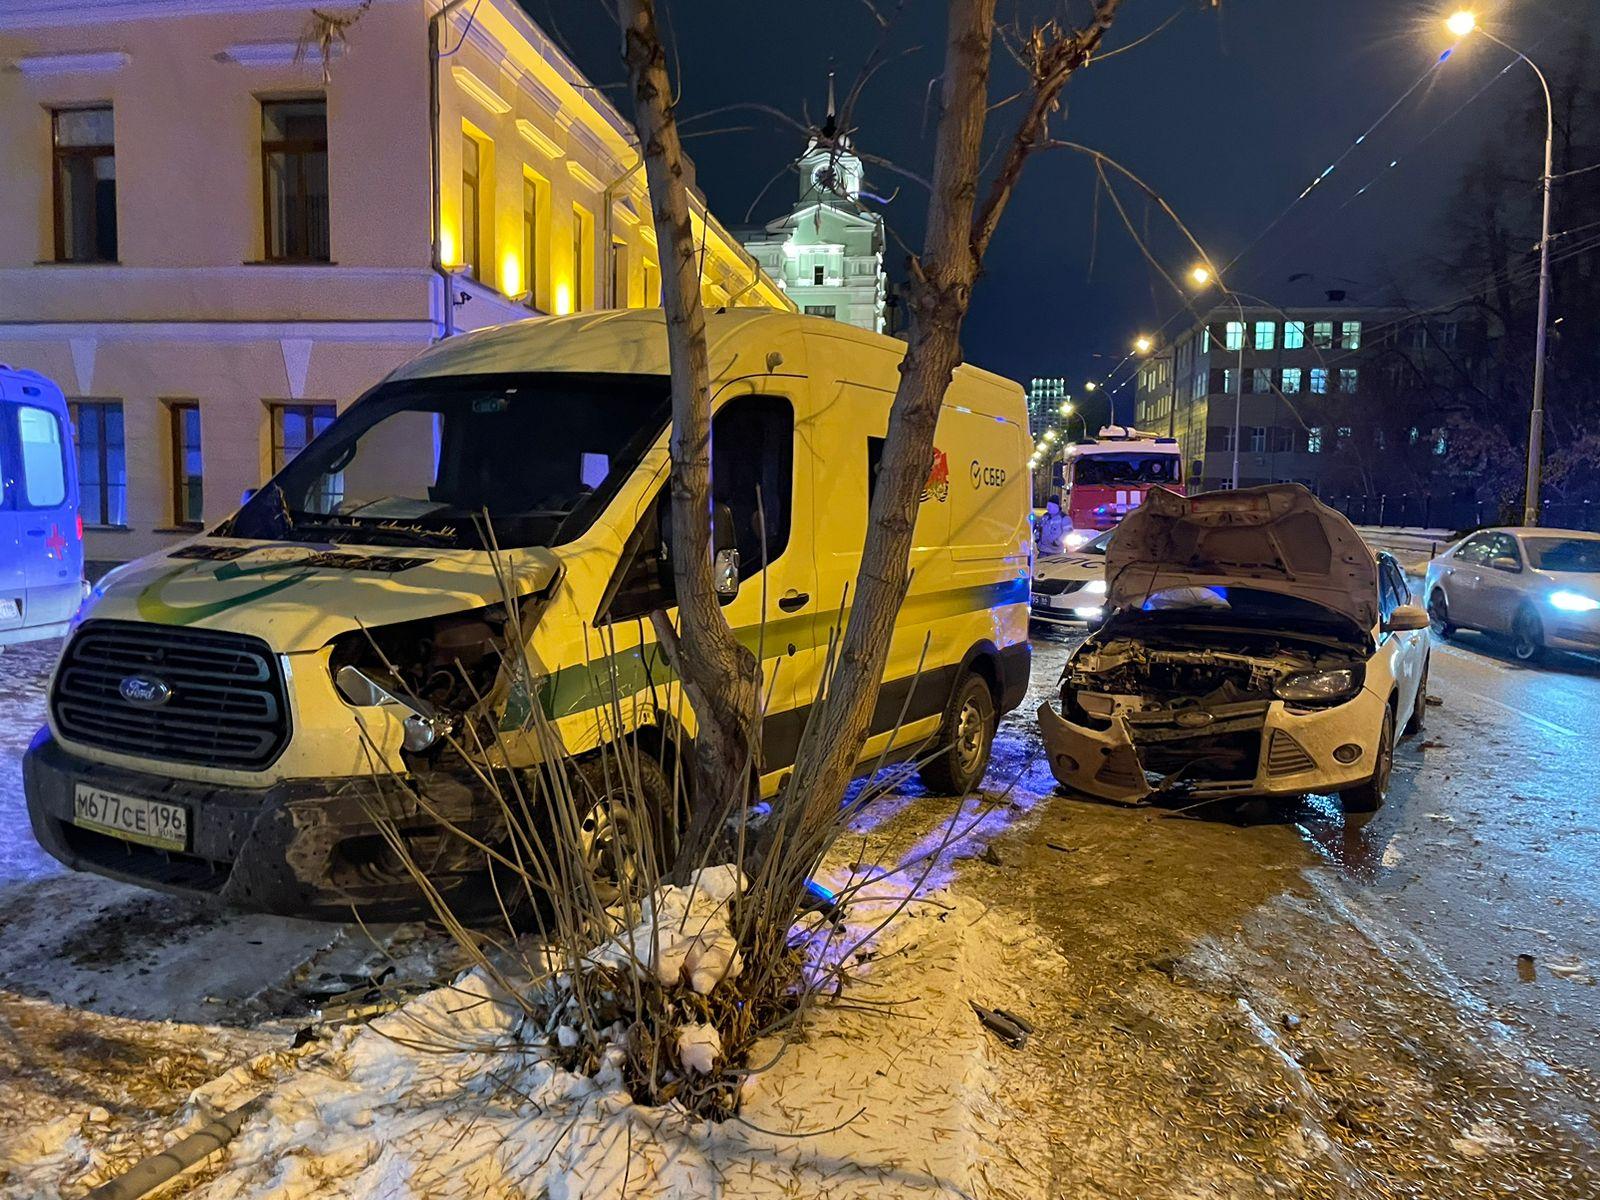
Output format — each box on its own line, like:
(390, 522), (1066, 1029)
(619, 0), (761, 878)
(762, 1), (1123, 916)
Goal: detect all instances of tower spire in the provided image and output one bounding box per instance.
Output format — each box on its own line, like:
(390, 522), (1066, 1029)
(821, 69), (838, 140)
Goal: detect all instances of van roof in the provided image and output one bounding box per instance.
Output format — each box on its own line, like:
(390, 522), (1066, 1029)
(0, 365), (67, 404)
(389, 309), (1021, 395)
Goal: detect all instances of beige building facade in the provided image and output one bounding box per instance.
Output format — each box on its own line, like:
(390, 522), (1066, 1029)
(0, 0), (790, 566)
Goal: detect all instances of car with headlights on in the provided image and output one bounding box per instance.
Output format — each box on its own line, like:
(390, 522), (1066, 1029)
(1424, 527), (1600, 662)
(1031, 528), (1112, 623)
(1038, 483), (1430, 813)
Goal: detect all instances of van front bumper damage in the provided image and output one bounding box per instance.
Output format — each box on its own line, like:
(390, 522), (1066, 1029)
(23, 733), (504, 919)
(1036, 688), (1385, 804)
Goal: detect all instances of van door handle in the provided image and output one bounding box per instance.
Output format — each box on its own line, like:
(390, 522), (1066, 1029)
(25, 528), (44, 536)
(777, 591), (810, 613)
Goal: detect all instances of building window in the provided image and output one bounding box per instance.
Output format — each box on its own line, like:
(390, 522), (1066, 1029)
(1281, 367), (1303, 393)
(270, 402), (335, 474)
(1338, 368), (1359, 394)
(572, 204), (592, 313)
(522, 172), (546, 308)
(804, 304), (837, 317)
(1192, 372), (1206, 401)
(1224, 321), (1244, 351)
(1283, 320), (1305, 349)
(69, 400), (127, 526)
(261, 98), (329, 262)
(1312, 320), (1334, 349)
(461, 131), (484, 280)
(1222, 367), (1237, 396)
(1310, 368), (1328, 394)
(610, 239), (629, 308)
(1206, 426), (1234, 452)
(1254, 321), (1276, 350)
(1270, 427), (1293, 453)
(1307, 426), (1323, 453)
(52, 106), (117, 263)
(1251, 368), (1272, 394)
(1249, 426), (1267, 453)
(1433, 430), (1448, 456)
(1340, 320), (1362, 350)
(1337, 426), (1352, 445)
(813, 265), (826, 286)
(1439, 320), (1459, 348)
(642, 261), (659, 307)
(169, 402), (203, 526)
(1202, 328), (1211, 353)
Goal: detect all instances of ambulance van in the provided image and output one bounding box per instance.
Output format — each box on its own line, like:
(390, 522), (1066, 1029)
(24, 311), (1031, 915)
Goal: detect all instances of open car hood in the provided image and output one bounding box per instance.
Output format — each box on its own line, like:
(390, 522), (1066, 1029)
(1105, 484), (1377, 631)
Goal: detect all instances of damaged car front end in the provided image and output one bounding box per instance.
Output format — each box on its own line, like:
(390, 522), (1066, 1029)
(1038, 484), (1424, 807)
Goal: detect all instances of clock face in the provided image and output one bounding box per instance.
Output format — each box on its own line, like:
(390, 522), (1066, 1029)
(813, 165), (837, 192)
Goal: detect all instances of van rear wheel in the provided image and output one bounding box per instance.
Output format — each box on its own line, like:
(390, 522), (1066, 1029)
(919, 673), (996, 795)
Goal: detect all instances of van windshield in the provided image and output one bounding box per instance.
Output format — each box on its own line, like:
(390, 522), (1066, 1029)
(221, 372), (668, 550)
(1072, 452), (1179, 486)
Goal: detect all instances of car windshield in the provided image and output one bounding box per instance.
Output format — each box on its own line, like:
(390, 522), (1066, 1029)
(1072, 452), (1178, 486)
(1522, 536), (1600, 573)
(1084, 529), (1115, 554)
(221, 372), (668, 550)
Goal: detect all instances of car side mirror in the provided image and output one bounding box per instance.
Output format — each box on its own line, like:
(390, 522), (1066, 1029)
(1489, 555), (1521, 573)
(1384, 604), (1430, 633)
(240, 487), (257, 505)
(657, 500), (741, 600)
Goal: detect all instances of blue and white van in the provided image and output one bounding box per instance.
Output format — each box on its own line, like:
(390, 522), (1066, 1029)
(0, 366), (85, 644)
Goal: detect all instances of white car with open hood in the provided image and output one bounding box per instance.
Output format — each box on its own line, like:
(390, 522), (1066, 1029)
(1038, 484), (1430, 812)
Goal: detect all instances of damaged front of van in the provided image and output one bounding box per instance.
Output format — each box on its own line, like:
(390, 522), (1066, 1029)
(1037, 485), (1428, 809)
(22, 319), (693, 917)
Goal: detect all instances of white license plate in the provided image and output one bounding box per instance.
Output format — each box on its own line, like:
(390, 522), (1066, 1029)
(73, 784), (188, 851)
(1031, 592), (1062, 609)
(0, 598), (18, 621)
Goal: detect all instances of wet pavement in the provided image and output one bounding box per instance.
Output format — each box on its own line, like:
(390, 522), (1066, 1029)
(4, 621), (1600, 1192)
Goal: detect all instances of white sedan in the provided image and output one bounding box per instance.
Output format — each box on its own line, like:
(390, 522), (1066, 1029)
(1423, 527), (1600, 662)
(1031, 529), (1113, 623)
(1039, 485), (1431, 812)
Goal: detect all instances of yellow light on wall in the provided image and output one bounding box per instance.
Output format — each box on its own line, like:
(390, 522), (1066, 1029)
(440, 225), (459, 268)
(553, 282), (573, 315)
(501, 251), (522, 298)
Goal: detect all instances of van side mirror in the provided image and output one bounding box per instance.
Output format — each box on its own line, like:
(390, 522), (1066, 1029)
(1384, 604), (1430, 633)
(240, 487), (257, 505)
(1488, 555), (1521, 573)
(656, 500), (741, 600)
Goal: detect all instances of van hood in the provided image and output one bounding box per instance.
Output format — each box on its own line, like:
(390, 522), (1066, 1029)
(84, 539), (561, 653)
(1105, 484), (1378, 631)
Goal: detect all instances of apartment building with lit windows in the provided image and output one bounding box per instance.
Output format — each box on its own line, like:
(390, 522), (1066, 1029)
(0, 0), (789, 568)
(1133, 295), (1484, 495)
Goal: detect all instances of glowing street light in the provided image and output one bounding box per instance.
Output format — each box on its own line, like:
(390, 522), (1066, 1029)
(1084, 380), (1097, 392)
(1059, 401), (1074, 417)
(1134, 335), (1153, 354)
(1189, 264), (1212, 287)
(1442, 9), (1552, 524)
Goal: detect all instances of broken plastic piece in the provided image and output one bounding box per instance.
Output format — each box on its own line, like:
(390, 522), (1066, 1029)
(971, 1000), (1033, 1048)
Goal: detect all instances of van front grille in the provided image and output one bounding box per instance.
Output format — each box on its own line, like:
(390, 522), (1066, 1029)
(52, 620), (290, 769)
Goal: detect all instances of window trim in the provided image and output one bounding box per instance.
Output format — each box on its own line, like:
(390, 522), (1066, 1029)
(260, 96), (329, 263)
(51, 105), (117, 264)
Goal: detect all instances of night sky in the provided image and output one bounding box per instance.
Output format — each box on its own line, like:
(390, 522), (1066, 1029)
(532, 0), (1595, 413)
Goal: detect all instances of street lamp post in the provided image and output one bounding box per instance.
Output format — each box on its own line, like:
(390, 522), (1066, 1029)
(1449, 11), (1554, 527)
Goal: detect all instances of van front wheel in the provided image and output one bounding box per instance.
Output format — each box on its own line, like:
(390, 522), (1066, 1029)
(919, 673), (996, 796)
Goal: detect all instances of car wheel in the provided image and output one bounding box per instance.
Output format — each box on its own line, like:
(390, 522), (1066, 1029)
(569, 753), (673, 906)
(1511, 606), (1545, 664)
(918, 672), (997, 795)
(1427, 589), (1455, 638)
(1404, 655), (1429, 736)
(1340, 705), (1393, 814)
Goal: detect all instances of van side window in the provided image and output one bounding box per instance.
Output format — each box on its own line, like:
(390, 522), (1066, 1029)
(16, 405), (68, 508)
(713, 395), (792, 571)
(602, 491), (671, 623)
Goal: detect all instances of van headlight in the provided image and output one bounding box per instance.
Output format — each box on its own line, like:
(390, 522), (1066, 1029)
(1274, 667), (1362, 704)
(1550, 589), (1600, 613)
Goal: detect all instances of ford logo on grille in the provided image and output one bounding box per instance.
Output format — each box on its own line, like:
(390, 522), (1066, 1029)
(119, 675), (173, 707)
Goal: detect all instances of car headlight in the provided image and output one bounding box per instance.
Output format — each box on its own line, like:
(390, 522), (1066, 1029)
(1549, 589), (1600, 613)
(1082, 578), (1107, 595)
(1274, 667), (1363, 704)
(1064, 529), (1094, 550)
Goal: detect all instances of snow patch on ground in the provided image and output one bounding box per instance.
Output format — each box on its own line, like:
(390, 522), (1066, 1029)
(6, 872), (1038, 1200)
